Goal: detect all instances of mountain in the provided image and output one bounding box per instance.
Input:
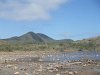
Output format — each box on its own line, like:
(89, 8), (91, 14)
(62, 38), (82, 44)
(37, 33), (54, 42)
(19, 32), (44, 44)
(1, 32), (100, 51)
(2, 32), (74, 45)
(2, 32), (54, 44)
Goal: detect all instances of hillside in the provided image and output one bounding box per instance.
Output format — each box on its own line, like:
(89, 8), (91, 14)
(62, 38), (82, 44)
(0, 40), (8, 45)
(0, 32), (100, 51)
(78, 36), (100, 50)
(37, 33), (55, 42)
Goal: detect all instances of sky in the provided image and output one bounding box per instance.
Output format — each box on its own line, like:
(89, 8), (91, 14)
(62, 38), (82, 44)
(0, 0), (100, 40)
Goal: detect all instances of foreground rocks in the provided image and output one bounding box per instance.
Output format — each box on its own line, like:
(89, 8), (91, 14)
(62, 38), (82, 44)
(0, 51), (99, 75)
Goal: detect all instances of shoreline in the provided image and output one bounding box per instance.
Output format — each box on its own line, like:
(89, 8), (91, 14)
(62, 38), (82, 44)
(0, 51), (100, 75)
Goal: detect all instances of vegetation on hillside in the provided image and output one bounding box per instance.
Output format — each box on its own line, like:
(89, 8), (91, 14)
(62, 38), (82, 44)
(0, 32), (100, 52)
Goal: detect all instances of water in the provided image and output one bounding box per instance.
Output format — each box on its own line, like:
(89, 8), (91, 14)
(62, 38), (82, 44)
(41, 51), (100, 62)
(7, 51), (100, 62)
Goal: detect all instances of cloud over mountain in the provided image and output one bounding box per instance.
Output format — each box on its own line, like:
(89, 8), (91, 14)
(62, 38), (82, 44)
(0, 0), (67, 21)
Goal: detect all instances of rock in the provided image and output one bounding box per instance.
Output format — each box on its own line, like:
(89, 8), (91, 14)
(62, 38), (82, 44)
(56, 73), (60, 75)
(6, 64), (13, 68)
(13, 66), (18, 70)
(14, 72), (19, 75)
(25, 73), (30, 75)
(20, 67), (28, 71)
(74, 71), (78, 74)
(83, 64), (87, 67)
(68, 72), (74, 75)
(37, 65), (43, 72)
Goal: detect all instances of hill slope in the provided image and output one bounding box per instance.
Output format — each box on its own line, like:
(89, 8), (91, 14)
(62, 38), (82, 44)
(75, 36), (100, 50)
(37, 33), (54, 42)
(0, 40), (8, 45)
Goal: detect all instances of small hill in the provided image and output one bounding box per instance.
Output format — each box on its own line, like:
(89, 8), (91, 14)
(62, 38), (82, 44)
(56, 39), (74, 43)
(80, 36), (100, 44)
(76, 36), (100, 50)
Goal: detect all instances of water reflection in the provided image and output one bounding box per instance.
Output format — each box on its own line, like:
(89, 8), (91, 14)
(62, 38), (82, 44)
(41, 51), (100, 62)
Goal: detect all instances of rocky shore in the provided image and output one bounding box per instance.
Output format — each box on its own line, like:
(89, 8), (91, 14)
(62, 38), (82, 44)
(0, 51), (100, 75)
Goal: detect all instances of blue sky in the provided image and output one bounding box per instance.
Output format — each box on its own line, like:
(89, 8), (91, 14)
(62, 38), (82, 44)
(0, 0), (100, 40)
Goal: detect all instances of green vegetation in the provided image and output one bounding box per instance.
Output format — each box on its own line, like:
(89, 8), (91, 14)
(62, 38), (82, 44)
(0, 32), (100, 52)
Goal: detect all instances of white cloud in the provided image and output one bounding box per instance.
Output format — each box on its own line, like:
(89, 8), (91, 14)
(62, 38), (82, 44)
(0, 0), (67, 21)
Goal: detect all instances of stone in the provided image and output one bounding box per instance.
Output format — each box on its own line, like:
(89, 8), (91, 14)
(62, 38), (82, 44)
(68, 72), (73, 75)
(14, 72), (19, 75)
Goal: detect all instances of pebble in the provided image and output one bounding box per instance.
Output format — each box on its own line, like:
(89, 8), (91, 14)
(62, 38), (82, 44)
(25, 73), (30, 75)
(13, 66), (18, 70)
(68, 72), (74, 75)
(74, 71), (78, 74)
(6, 64), (13, 68)
(14, 72), (19, 75)
(56, 73), (60, 75)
